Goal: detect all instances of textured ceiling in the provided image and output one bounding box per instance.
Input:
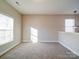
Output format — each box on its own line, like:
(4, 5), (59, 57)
(6, 0), (79, 14)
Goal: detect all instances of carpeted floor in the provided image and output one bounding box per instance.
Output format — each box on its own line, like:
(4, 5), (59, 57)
(0, 42), (79, 59)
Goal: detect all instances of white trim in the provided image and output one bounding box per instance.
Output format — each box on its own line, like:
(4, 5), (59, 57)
(39, 41), (58, 43)
(22, 40), (31, 43)
(23, 40), (58, 43)
(59, 41), (79, 56)
(0, 42), (20, 56)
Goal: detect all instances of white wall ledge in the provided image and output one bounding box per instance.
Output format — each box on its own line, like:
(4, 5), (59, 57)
(59, 32), (79, 56)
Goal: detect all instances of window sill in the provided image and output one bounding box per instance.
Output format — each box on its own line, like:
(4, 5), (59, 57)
(0, 39), (13, 46)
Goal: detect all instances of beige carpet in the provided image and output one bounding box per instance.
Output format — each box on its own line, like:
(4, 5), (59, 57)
(0, 42), (79, 59)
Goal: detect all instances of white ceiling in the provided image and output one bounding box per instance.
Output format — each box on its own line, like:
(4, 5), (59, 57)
(6, 0), (79, 15)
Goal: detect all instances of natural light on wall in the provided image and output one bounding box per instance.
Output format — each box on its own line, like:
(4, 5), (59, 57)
(0, 14), (13, 45)
(30, 27), (38, 43)
(65, 19), (75, 32)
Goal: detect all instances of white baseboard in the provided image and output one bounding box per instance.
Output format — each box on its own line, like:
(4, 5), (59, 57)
(0, 42), (20, 56)
(22, 40), (31, 43)
(22, 40), (58, 43)
(59, 41), (79, 56)
(39, 41), (58, 43)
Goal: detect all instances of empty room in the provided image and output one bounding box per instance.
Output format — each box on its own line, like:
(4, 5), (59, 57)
(0, 0), (79, 59)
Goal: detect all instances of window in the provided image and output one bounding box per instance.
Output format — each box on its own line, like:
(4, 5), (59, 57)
(65, 19), (75, 32)
(0, 14), (13, 45)
(30, 27), (38, 43)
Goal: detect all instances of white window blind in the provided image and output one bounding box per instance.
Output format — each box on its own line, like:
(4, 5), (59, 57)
(65, 19), (75, 32)
(0, 14), (13, 45)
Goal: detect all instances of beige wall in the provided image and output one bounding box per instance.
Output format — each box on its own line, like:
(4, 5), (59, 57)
(0, 0), (21, 56)
(23, 15), (76, 42)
